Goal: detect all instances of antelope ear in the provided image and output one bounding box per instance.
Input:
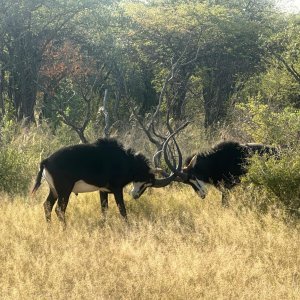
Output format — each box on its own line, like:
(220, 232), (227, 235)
(186, 155), (197, 170)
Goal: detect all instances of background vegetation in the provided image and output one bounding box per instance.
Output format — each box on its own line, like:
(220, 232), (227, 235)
(0, 0), (299, 298)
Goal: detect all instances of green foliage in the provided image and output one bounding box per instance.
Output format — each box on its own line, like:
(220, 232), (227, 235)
(259, 64), (300, 107)
(249, 13), (300, 108)
(0, 119), (79, 196)
(236, 97), (300, 145)
(0, 115), (19, 145)
(123, 0), (272, 125)
(245, 151), (300, 216)
(234, 98), (300, 217)
(0, 147), (31, 195)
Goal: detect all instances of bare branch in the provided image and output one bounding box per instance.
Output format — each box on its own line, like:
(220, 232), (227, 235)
(162, 121), (190, 172)
(130, 106), (162, 148)
(49, 86), (92, 144)
(102, 89), (110, 138)
(147, 73), (170, 130)
(272, 51), (300, 84)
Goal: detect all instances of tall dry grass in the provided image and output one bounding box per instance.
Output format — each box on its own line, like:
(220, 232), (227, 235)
(0, 184), (299, 300)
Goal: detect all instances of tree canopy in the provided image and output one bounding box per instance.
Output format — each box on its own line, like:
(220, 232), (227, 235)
(0, 0), (299, 136)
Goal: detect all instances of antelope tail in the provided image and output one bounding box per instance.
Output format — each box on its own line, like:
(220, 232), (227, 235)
(31, 160), (46, 194)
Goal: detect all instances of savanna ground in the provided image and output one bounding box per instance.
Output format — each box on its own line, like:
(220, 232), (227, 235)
(0, 183), (299, 300)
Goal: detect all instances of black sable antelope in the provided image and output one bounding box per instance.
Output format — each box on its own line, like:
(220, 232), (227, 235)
(180, 141), (278, 205)
(164, 138), (278, 205)
(32, 138), (179, 226)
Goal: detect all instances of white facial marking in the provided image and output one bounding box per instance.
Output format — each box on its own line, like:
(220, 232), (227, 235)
(131, 182), (152, 199)
(190, 178), (207, 199)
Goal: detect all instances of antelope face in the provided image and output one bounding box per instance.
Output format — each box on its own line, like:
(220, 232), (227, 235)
(131, 171), (155, 199)
(182, 156), (207, 198)
(187, 175), (207, 199)
(131, 181), (153, 199)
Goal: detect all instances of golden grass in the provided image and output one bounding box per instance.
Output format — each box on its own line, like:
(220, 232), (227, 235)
(0, 185), (299, 300)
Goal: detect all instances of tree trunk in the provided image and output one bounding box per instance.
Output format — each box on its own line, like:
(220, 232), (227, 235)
(7, 29), (41, 123)
(171, 69), (190, 120)
(0, 69), (4, 116)
(41, 93), (53, 120)
(172, 78), (189, 120)
(77, 129), (88, 144)
(13, 67), (38, 123)
(203, 72), (233, 128)
(20, 68), (38, 123)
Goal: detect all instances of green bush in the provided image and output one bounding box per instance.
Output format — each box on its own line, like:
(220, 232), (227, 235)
(245, 150), (300, 216)
(0, 147), (31, 195)
(235, 97), (300, 145)
(233, 99), (300, 216)
(0, 119), (78, 196)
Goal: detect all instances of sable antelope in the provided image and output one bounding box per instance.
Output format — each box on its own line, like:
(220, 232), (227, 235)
(32, 138), (179, 226)
(175, 141), (278, 205)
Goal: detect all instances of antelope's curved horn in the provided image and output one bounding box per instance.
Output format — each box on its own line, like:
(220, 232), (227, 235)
(162, 122), (190, 181)
(152, 173), (177, 188)
(163, 122), (189, 171)
(152, 150), (163, 168)
(152, 121), (190, 188)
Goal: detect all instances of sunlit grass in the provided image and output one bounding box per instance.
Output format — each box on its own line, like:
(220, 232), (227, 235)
(0, 185), (299, 299)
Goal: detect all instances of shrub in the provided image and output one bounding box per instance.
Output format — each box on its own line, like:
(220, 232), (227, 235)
(0, 147), (31, 195)
(235, 97), (300, 145)
(0, 120), (78, 196)
(245, 150), (300, 216)
(232, 99), (300, 216)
